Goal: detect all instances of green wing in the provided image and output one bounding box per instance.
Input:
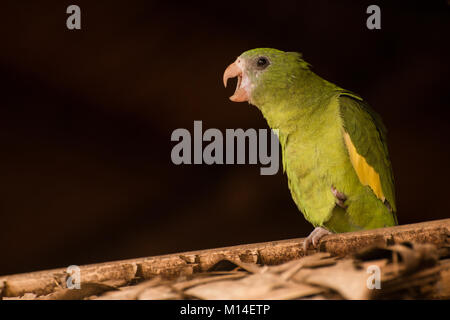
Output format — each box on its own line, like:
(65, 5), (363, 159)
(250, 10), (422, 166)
(338, 93), (397, 216)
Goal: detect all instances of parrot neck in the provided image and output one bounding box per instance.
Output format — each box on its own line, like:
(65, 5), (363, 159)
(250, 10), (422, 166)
(253, 70), (336, 136)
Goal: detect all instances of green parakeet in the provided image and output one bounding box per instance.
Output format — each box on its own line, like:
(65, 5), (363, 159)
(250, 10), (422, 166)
(223, 48), (398, 249)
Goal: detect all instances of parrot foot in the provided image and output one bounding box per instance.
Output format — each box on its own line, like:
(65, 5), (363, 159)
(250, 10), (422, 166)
(303, 227), (332, 251)
(331, 186), (347, 208)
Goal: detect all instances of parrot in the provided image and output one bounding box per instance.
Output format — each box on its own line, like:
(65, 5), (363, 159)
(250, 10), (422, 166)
(222, 48), (398, 250)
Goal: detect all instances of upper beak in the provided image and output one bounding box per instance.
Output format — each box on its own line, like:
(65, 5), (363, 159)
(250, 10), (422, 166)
(223, 59), (249, 102)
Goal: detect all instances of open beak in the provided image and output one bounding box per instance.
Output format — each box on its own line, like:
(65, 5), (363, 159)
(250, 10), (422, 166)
(223, 59), (249, 102)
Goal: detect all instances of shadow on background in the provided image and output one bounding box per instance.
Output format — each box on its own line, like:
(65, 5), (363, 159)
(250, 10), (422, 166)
(0, 1), (449, 275)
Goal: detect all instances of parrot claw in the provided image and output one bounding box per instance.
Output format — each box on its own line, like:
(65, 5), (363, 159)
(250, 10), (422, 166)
(331, 186), (347, 208)
(303, 227), (332, 251)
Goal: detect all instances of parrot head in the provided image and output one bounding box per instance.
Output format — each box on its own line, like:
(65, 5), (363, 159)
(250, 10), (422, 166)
(223, 48), (311, 107)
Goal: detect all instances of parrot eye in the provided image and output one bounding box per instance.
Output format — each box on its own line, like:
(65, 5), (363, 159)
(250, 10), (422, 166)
(256, 57), (270, 69)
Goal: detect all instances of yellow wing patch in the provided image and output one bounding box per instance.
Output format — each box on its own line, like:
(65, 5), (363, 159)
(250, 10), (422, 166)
(343, 131), (385, 202)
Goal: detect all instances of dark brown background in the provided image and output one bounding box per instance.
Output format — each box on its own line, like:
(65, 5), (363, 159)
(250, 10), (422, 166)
(0, 1), (449, 275)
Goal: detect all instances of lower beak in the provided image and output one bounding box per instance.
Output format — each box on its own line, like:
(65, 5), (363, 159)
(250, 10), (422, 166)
(223, 60), (249, 102)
